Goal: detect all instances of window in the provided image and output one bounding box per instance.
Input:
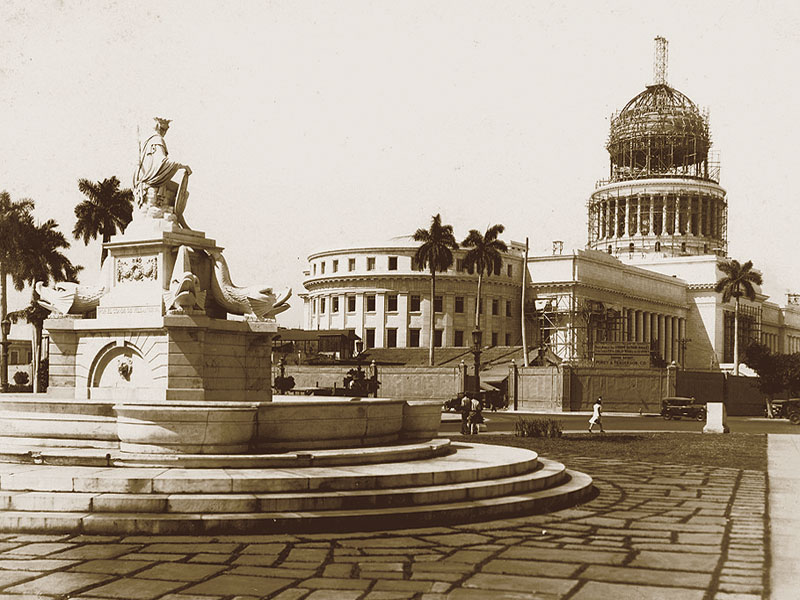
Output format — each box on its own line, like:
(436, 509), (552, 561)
(492, 299), (499, 316)
(367, 257), (376, 271)
(313, 263), (317, 275)
(454, 330), (464, 347)
(434, 329), (443, 347)
(10, 350), (19, 364)
(386, 328), (397, 348)
(387, 294), (398, 312)
(491, 332), (498, 347)
(366, 294), (376, 312)
(347, 296), (356, 312)
(332, 260), (338, 273)
(507, 264), (513, 277)
(365, 329), (375, 349)
(409, 328), (421, 347)
(434, 295), (443, 313)
(388, 256), (398, 271)
(455, 296), (464, 313)
(628, 242), (635, 254)
(506, 300), (512, 317)
(320, 261), (325, 274)
(320, 297), (326, 313)
(410, 295), (421, 312)
(654, 241), (661, 252)
(348, 258), (356, 272)
(505, 333), (511, 345)
(479, 299), (483, 314)
(332, 297), (340, 313)
(608, 245), (613, 254)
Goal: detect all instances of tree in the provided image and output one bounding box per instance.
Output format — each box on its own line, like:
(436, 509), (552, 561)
(461, 224), (508, 331)
(412, 214), (458, 366)
(0, 192), (35, 390)
(8, 218), (81, 393)
(715, 259), (763, 376)
(73, 176), (134, 265)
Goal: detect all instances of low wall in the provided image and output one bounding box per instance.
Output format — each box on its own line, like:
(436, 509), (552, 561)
(284, 365), (462, 401)
(676, 370), (766, 416)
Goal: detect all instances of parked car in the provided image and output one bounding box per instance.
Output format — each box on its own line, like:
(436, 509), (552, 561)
(661, 396), (707, 421)
(767, 399), (800, 425)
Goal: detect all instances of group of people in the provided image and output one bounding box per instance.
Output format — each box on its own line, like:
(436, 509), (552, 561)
(459, 394), (484, 435)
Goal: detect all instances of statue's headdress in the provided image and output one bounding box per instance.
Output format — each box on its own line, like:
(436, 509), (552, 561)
(153, 117), (172, 129)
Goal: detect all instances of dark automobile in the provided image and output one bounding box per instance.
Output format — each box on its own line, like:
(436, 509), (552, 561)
(661, 396), (706, 421)
(768, 399), (800, 424)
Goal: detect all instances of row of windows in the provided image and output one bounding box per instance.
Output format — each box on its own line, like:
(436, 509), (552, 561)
(311, 256), (516, 278)
(363, 328), (512, 349)
(313, 295), (515, 317)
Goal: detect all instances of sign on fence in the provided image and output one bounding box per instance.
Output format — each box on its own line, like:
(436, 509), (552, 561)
(593, 341), (650, 368)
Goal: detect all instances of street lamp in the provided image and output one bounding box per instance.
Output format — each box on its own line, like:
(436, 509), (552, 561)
(1, 317), (11, 393)
(471, 328), (482, 396)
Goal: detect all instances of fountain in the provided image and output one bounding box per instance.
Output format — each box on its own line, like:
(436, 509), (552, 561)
(0, 119), (593, 534)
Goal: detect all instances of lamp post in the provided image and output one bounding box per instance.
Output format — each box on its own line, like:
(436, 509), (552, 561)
(471, 328), (482, 397)
(0, 317), (11, 393)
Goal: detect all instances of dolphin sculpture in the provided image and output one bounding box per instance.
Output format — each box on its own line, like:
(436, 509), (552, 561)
(35, 259), (111, 315)
(164, 245), (206, 312)
(208, 250), (291, 320)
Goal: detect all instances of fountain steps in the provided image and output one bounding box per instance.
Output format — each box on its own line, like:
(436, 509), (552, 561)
(0, 444), (594, 534)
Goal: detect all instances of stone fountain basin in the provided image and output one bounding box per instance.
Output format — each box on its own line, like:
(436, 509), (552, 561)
(114, 402), (257, 454)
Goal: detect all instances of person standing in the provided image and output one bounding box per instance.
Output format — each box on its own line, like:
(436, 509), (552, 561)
(459, 394), (471, 435)
(588, 396), (605, 433)
(468, 395), (483, 435)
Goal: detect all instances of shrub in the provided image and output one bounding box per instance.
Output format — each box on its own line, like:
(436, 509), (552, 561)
(514, 417), (563, 438)
(13, 371), (29, 386)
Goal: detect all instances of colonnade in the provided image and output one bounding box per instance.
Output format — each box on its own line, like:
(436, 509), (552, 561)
(617, 308), (687, 365)
(590, 193), (725, 242)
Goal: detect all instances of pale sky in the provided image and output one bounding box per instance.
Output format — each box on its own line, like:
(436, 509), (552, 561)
(2, 0), (799, 335)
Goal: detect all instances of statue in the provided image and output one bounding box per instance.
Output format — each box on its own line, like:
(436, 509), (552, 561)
(208, 250), (291, 320)
(35, 259), (112, 315)
(133, 117), (192, 228)
(163, 246), (206, 314)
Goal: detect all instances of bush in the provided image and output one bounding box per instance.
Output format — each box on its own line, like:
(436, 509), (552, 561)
(514, 417), (563, 438)
(13, 371), (29, 386)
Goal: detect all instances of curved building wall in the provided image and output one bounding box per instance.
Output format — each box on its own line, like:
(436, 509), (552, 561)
(302, 246), (525, 349)
(588, 178), (727, 259)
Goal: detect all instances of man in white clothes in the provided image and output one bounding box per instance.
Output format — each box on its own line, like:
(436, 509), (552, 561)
(588, 396), (605, 433)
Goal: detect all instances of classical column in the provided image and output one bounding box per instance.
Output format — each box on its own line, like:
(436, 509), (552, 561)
(678, 317), (686, 365)
(658, 314), (666, 361)
(662, 198), (668, 235)
(637, 197), (643, 236)
(636, 311), (644, 342)
(624, 197), (630, 237)
(663, 316), (672, 363)
(647, 196), (654, 235)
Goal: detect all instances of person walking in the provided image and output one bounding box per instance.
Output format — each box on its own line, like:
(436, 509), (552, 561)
(588, 396), (605, 433)
(459, 394), (471, 435)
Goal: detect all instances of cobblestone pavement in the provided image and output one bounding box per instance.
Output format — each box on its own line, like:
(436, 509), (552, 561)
(0, 456), (767, 600)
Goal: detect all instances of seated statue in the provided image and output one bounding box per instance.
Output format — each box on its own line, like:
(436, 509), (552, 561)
(133, 117), (192, 228)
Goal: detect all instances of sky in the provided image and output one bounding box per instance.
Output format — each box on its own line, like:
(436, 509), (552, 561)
(2, 0), (800, 336)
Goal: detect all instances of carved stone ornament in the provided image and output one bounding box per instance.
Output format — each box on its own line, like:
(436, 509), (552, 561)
(117, 356), (133, 381)
(116, 256), (158, 283)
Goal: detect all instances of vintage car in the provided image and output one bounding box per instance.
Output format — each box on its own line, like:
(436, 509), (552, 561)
(767, 399), (800, 424)
(661, 396), (707, 421)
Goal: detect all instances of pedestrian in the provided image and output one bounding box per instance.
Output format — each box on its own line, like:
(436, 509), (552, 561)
(459, 394), (471, 435)
(588, 396), (605, 433)
(468, 394), (483, 435)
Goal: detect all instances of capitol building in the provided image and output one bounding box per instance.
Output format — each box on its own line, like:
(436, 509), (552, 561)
(301, 38), (800, 371)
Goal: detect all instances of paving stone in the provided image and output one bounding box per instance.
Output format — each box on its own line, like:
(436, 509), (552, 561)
(49, 544), (138, 560)
(322, 564), (354, 578)
(189, 553), (234, 564)
(461, 572), (577, 595)
(570, 580), (705, 599)
(270, 590), (311, 600)
(363, 592), (417, 600)
(1, 542), (77, 556)
(0, 558), (79, 571)
(677, 533), (723, 545)
(410, 571), (463, 582)
(240, 543), (287, 554)
(338, 537), (433, 548)
(0, 571), (43, 588)
(183, 574), (295, 597)
(139, 543), (239, 554)
(304, 591), (362, 600)
(69, 559), (153, 575)
(285, 548), (329, 563)
(4, 572), (114, 596)
(76, 577), (186, 599)
(482, 559), (580, 578)
(582, 565), (712, 588)
(500, 546), (628, 565)
(231, 553), (280, 566)
(712, 593), (762, 600)
(357, 562), (404, 572)
(229, 565), (317, 578)
(133, 563), (226, 581)
(447, 590), (542, 599)
(117, 552), (189, 561)
(300, 578), (372, 590)
(629, 550), (719, 572)
(441, 550), (494, 563)
(373, 580), (434, 592)
(717, 583), (763, 594)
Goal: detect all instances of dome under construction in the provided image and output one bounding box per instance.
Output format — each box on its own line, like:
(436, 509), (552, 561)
(588, 37), (727, 259)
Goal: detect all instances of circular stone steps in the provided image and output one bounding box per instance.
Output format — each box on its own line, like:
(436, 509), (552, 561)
(0, 443), (594, 534)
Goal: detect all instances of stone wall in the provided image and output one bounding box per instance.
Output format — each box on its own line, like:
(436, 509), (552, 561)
(284, 365), (462, 401)
(676, 370), (766, 416)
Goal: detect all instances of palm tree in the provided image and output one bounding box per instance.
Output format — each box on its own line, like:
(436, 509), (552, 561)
(412, 214), (458, 366)
(73, 176), (134, 265)
(462, 224), (508, 331)
(13, 219), (81, 392)
(715, 259), (763, 376)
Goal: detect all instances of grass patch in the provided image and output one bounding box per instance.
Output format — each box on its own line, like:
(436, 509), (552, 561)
(455, 432), (767, 471)
(514, 417), (563, 438)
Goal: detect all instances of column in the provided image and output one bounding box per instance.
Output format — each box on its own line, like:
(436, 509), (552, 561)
(637, 197), (643, 236)
(665, 316), (673, 363)
(650, 313), (658, 347)
(636, 311), (644, 342)
(648, 196), (654, 235)
(662, 198), (668, 235)
(658, 314), (666, 361)
(678, 318), (686, 366)
(624, 197), (630, 237)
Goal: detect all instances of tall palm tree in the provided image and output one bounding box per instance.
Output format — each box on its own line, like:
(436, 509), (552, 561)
(73, 176), (134, 265)
(715, 259), (763, 376)
(412, 214), (458, 366)
(0, 192), (35, 391)
(462, 224), (508, 331)
(14, 219), (81, 392)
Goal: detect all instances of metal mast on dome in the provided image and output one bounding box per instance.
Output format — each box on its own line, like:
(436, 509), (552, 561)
(654, 36), (668, 85)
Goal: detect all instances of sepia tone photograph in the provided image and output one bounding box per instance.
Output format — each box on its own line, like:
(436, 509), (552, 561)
(0, 1), (797, 598)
